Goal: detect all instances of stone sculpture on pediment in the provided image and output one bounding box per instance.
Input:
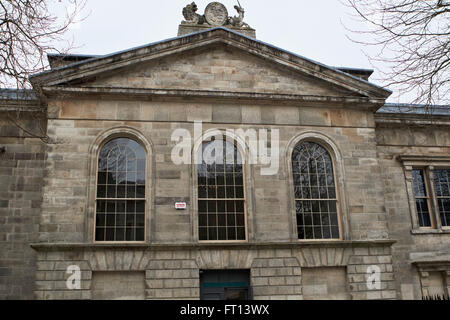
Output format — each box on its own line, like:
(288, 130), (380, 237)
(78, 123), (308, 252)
(182, 2), (206, 25)
(182, 1), (252, 30)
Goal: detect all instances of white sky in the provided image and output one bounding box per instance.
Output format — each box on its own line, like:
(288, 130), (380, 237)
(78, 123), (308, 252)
(58, 0), (410, 103)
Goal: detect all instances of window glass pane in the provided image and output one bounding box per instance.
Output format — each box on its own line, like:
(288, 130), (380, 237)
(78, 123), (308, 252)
(126, 200), (135, 213)
(136, 201), (145, 213)
(126, 228), (135, 241)
(136, 214), (145, 228)
(107, 185), (116, 198)
(218, 227), (227, 240)
(412, 169), (433, 227)
(433, 169), (450, 197)
(227, 214), (236, 226)
(218, 214), (226, 225)
(136, 186), (145, 198)
(218, 200), (226, 212)
(199, 214), (207, 226)
(208, 228), (217, 241)
(116, 214), (125, 227)
(415, 199), (431, 227)
(116, 201), (125, 213)
(136, 228), (145, 241)
(106, 214), (115, 227)
(97, 200), (106, 213)
(106, 201), (115, 213)
(437, 198), (450, 227)
(197, 140), (246, 241)
(412, 169), (428, 197)
(433, 170), (450, 227)
(95, 138), (146, 242)
(227, 227), (236, 240)
(199, 227), (208, 241)
(199, 200), (207, 213)
(292, 142), (339, 240)
(126, 214), (135, 227)
(96, 214), (106, 228)
(117, 185), (126, 198)
(126, 186), (135, 198)
(97, 185), (106, 198)
(116, 228), (125, 241)
(198, 186), (207, 199)
(105, 228), (114, 241)
(98, 172), (107, 184)
(95, 228), (105, 241)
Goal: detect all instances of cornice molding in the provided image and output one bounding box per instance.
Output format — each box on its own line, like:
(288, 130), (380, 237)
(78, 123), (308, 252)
(30, 240), (396, 252)
(41, 86), (385, 109)
(398, 155), (450, 167)
(0, 99), (43, 112)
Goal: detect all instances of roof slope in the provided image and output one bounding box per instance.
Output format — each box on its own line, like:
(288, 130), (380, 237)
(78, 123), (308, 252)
(378, 103), (450, 116)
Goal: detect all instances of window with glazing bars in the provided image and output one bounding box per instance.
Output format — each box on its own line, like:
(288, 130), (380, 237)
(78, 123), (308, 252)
(292, 141), (340, 240)
(412, 169), (433, 227)
(198, 140), (246, 241)
(95, 138), (146, 242)
(433, 169), (450, 227)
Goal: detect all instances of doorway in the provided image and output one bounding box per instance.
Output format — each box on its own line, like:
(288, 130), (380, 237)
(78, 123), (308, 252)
(199, 269), (252, 300)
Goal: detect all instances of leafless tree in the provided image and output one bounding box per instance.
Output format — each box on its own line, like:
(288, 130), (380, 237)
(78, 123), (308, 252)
(0, 0), (86, 90)
(343, 0), (449, 109)
(0, 0), (86, 143)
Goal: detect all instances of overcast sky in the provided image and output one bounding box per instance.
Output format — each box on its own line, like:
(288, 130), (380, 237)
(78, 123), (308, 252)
(59, 0), (409, 103)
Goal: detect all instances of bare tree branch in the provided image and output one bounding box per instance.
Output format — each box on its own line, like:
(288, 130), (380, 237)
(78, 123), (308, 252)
(342, 0), (450, 109)
(0, 0), (87, 143)
(0, 0), (87, 90)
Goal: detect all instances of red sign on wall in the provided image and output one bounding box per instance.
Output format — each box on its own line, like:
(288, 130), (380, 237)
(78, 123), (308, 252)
(175, 202), (187, 210)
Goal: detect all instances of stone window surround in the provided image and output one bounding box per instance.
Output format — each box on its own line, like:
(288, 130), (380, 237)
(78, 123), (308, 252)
(190, 128), (255, 243)
(285, 131), (350, 241)
(412, 262), (450, 299)
(399, 155), (450, 234)
(85, 126), (155, 243)
(418, 269), (450, 299)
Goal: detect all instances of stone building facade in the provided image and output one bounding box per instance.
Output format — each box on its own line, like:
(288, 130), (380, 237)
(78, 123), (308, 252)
(0, 5), (449, 300)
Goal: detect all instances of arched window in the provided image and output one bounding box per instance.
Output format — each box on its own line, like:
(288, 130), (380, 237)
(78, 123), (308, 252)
(292, 141), (340, 240)
(197, 139), (246, 241)
(95, 138), (146, 242)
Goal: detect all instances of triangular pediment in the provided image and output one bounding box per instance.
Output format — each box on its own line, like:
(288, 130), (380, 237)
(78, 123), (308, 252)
(79, 45), (360, 98)
(31, 28), (391, 101)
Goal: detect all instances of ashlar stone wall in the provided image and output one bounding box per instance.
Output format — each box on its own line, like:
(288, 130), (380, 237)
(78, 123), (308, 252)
(33, 42), (396, 300)
(376, 121), (450, 299)
(39, 97), (389, 245)
(0, 111), (46, 299)
(33, 242), (395, 300)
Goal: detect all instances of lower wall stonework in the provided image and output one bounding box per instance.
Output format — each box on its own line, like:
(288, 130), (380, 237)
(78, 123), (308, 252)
(31, 241), (397, 300)
(0, 136), (45, 300)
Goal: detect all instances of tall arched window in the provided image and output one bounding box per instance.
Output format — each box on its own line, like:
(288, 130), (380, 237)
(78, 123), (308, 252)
(95, 138), (146, 242)
(197, 139), (246, 241)
(292, 141), (340, 240)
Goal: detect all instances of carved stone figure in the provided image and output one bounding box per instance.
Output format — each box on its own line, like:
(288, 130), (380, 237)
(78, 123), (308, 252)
(181, 1), (251, 29)
(204, 2), (229, 26)
(182, 2), (205, 25)
(228, 3), (250, 28)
